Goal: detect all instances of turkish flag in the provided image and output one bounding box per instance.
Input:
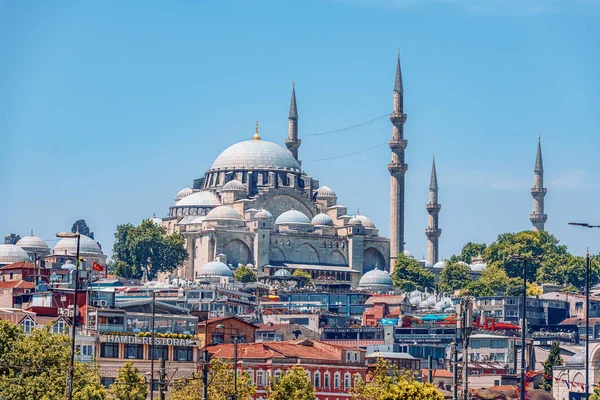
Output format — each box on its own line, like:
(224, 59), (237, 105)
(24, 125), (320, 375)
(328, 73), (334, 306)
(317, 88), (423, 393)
(92, 262), (104, 272)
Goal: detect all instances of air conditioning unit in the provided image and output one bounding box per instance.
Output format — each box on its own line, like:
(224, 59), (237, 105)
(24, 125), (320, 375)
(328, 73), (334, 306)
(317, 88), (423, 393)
(92, 300), (100, 307)
(99, 300), (108, 307)
(439, 358), (445, 365)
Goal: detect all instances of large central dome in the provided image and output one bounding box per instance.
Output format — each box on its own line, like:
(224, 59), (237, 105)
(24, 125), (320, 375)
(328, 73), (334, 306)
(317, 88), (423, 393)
(210, 139), (302, 172)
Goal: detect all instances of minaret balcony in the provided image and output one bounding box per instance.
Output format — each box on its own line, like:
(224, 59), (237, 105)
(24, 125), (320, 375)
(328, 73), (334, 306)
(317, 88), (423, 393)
(426, 203), (441, 212)
(389, 139), (408, 151)
(390, 112), (407, 123)
(529, 213), (548, 223)
(425, 228), (442, 238)
(388, 163), (408, 175)
(530, 188), (547, 196)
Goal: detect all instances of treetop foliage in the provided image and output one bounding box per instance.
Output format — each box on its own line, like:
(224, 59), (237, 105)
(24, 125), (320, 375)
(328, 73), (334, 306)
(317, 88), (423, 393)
(391, 254), (435, 292)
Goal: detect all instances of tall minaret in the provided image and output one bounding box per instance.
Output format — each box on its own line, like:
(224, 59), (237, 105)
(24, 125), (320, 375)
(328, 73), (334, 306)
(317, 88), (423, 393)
(285, 81), (301, 165)
(389, 52), (408, 263)
(530, 135), (547, 231)
(425, 156), (441, 264)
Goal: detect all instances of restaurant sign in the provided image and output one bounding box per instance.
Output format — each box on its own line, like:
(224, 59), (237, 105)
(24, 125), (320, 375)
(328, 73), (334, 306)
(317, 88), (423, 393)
(105, 335), (198, 347)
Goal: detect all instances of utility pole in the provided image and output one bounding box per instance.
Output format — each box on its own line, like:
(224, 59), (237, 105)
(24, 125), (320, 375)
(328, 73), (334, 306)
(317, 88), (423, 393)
(159, 357), (166, 400)
(150, 291), (156, 400)
(453, 305), (460, 400)
(462, 296), (473, 400)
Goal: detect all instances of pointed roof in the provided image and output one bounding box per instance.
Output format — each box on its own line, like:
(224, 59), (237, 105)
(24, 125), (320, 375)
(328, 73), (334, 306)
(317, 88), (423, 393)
(429, 156), (438, 190)
(534, 136), (543, 172)
(288, 81), (298, 120)
(394, 53), (403, 92)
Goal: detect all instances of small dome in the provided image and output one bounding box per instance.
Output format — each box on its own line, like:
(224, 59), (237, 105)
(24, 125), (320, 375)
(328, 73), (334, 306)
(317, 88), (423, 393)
(54, 235), (102, 255)
(355, 215), (376, 228)
(205, 206), (243, 222)
(274, 268), (292, 277)
(16, 234), (50, 252)
(470, 263), (487, 272)
(311, 213), (334, 226)
(254, 209), (273, 220)
(176, 191), (221, 207)
(567, 352), (585, 366)
(403, 250), (415, 259)
(433, 260), (446, 269)
(358, 268), (394, 288)
(198, 261), (234, 278)
(0, 244), (31, 264)
(420, 260), (434, 268)
(149, 213), (162, 226)
(316, 185), (336, 198)
(222, 180), (245, 192)
(348, 216), (363, 226)
(175, 186), (193, 201)
(275, 210), (311, 225)
(419, 294), (436, 307)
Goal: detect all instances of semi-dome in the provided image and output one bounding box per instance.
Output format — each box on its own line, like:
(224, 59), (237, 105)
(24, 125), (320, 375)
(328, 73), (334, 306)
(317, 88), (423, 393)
(16, 234), (50, 252)
(358, 268), (394, 289)
(470, 263), (487, 272)
(176, 191), (221, 207)
(348, 216), (363, 226)
(205, 206), (243, 222)
(274, 268), (292, 277)
(0, 244), (31, 264)
(420, 260), (434, 268)
(275, 210), (311, 225)
(311, 213), (334, 226)
(198, 261), (234, 278)
(403, 250), (415, 259)
(567, 351), (585, 366)
(222, 180), (245, 191)
(316, 185), (336, 198)
(54, 235), (102, 255)
(175, 186), (193, 201)
(210, 140), (301, 172)
(149, 213), (162, 226)
(433, 260), (446, 269)
(355, 215), (376, 228)
(254, 209), (273, 220)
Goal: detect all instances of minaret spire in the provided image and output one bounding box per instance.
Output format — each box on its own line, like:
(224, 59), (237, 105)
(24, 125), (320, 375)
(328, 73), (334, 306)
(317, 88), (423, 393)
(425, 156), (441, 264)
(389, 52), (408, 268)
(285, 80), (301, 165)
(530, 135), (547, 231)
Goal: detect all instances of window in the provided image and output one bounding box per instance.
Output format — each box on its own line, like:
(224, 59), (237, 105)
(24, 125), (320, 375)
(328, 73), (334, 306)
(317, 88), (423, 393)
(124, 344), (144, 359)
(247, 370), (254, 385)
(344, 373), (351, 389)
(324, 372), (330, 388)
(77, 344), (93, 357)
(354, 373), (361, 386)
(101, 377), (115, 389)
(506, 298), (517, 305)
(21, 318), (34, 333)
(174, 347), (193, 362)
(52, 320), (67, 334)
(314, 371), (321, 388)
(212, 334), (224, 344)
(256, 371), (264, 386)
(334, 372), (341, 389)
(149, 345), (169, 361)
(100, 343), (119, 358)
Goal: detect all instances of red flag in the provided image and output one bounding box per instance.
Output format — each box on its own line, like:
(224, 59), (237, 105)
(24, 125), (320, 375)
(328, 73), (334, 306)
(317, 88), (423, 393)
(92, 262), (104, 272)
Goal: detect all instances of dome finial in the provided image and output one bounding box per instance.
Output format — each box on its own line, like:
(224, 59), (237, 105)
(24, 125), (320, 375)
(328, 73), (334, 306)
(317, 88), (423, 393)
(30, 228), (34, 236)
(253, 121), (261, 140)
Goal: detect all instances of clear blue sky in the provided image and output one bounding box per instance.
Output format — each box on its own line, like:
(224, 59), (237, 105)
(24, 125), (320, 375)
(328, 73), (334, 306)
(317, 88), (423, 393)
(1, 0), (599, 260)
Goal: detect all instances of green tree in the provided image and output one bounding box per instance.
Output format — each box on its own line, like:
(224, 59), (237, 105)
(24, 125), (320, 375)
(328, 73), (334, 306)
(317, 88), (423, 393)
(542, 341), (563, 392)
(4, 233), (20, 245)
(505, 277), (524, 296)
(170, 358), (255, 400)
(391, 254), (435, 291)
(471, 265), (509, 295)
(538, 255), (600, 288)
(484, 231), (566, 281)
(109, 361), (147, 400)
(526, 282), (543, 296)
(111, 220), (188, 280)
(293, 269), (312, 280)
(351, 358), (443, 400)
(268, 366), (315, 400)
(72, 219), (94, 239)
(439, 261), (472, 293)
(465, 279), (495, 297)
(0, 320), (106, 400)
(234, 264), (257, 283)
(561, 285), (579, 294)
(458, 242), (487, 264)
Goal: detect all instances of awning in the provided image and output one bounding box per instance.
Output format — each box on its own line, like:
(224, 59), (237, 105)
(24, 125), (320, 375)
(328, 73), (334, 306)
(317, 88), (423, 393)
(268, 262), (360, 273)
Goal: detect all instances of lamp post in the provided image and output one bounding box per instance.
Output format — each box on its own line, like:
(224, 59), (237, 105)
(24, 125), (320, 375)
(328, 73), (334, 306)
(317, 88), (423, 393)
(150, 290), (156, 400)
(568, 222), (600, 400)
(510, 254), (542, 400)
(200, 316), (226, 400)
(56, 231), (81, 400)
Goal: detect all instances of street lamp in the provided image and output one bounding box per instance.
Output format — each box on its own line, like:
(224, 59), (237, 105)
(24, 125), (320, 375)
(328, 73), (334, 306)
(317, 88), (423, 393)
(569, 221), (600, 400)
(510, 254), (542, 400)
(200, 318), (226, 400)
(56, 231), (81, 400)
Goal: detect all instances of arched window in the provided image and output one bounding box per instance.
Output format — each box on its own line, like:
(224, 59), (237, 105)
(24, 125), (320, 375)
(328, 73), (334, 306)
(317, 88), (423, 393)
(354, 373), (361, 386)
(344, 372), (351, 389)
(324, 371), (330, 388)
(314, 371), (321, 388)
(334, 372), (341, 389)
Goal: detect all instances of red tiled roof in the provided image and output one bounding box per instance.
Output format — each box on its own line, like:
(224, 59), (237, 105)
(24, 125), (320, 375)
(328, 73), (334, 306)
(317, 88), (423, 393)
(421, 369), (453, 378)
(365, 295), (406, 305)
(0, 280), (34, 289)
(210, 339), (360, 361)
(0, 262), (35, 270)
(198, 316), (258, 329)
(560, 317), (600, 326)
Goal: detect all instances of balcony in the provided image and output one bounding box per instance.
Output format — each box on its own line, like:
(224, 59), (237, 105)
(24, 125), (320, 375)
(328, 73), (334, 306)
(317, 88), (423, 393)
(97, 324), (125, 333)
